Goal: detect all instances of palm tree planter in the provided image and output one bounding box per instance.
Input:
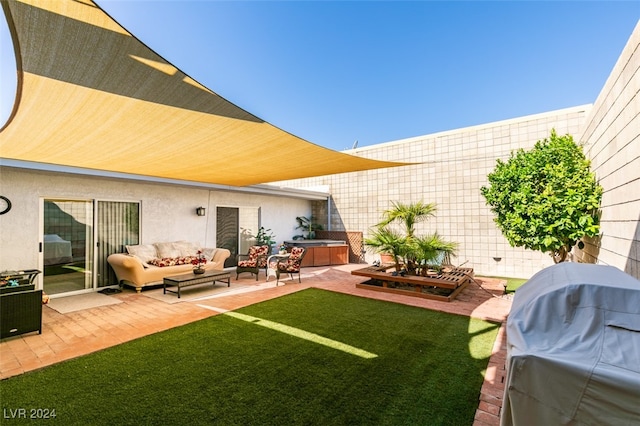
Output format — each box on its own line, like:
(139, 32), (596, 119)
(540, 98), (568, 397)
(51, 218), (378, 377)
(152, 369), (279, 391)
(351, 264), (473, 302)
(357, 201), (470, 302)
(364, 201), (458, 274)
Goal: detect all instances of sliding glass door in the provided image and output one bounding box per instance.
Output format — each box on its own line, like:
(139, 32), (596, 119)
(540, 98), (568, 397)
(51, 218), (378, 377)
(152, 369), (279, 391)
(97, 201), (140, 287)
(216, 206), (259, 267)
(42, 199), (94, 296)
(42, 199), (140, 295)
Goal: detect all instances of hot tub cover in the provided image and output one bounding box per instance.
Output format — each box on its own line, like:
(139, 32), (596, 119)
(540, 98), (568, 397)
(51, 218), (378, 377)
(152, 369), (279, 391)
(501, 262), (640, 426)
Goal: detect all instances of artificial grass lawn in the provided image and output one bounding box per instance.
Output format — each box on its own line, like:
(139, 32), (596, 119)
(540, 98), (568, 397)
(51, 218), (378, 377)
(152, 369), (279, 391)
(501, 277), (528, 293)
(1, 289), (499, 425)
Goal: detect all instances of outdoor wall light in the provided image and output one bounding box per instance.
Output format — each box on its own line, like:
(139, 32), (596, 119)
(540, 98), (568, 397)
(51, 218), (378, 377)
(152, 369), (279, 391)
(493, 257), (502, 262)
(196, 207), (206, 217)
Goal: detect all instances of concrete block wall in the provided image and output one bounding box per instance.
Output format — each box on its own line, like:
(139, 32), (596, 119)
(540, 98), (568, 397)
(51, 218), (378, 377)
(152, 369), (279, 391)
(280, 22), (640, 280)
(576, 21), (640, 279)
(280, 106), (590, 278)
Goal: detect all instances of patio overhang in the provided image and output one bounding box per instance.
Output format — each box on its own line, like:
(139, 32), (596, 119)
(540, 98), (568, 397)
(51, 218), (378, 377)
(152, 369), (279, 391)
(0, 0), (409, 187)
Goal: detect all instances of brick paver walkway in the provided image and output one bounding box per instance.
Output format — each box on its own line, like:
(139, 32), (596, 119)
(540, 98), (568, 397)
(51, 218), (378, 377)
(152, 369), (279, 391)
(0, 264), (511, 425)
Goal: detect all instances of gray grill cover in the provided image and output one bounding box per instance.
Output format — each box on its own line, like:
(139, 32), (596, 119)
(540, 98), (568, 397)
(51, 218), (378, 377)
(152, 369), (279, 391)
(501, 263), (640, 426)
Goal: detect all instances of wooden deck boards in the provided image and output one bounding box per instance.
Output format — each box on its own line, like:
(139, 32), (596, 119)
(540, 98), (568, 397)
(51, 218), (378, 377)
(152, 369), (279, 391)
(351, 264), (475, 302)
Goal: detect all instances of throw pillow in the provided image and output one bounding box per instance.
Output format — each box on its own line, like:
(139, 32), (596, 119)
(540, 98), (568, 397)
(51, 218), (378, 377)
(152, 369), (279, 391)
(147, 256), (204, 267)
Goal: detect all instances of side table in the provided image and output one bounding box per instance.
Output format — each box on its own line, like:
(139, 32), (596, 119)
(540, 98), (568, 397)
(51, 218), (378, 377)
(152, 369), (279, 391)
(266, 253), (290, 284)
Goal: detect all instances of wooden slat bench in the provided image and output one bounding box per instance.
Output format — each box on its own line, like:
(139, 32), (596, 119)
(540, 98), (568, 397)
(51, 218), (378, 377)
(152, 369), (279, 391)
(351, 264), (474, 302)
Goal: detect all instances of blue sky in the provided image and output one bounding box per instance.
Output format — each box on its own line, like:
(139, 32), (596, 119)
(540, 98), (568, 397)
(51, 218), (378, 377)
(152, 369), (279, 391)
(1, 1), (638, 151)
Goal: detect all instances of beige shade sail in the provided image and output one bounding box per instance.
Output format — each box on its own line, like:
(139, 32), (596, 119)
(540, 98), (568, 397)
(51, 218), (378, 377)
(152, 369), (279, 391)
(0, 0), (409, 186)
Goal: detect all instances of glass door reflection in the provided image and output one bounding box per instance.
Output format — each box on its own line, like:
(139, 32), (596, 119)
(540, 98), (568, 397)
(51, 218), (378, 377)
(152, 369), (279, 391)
(43, 199), (93, 296)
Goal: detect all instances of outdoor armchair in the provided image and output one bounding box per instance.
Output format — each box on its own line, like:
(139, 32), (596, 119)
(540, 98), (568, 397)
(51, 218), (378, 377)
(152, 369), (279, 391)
(270, 247), (306, 284)
(236, 245), (269, 280)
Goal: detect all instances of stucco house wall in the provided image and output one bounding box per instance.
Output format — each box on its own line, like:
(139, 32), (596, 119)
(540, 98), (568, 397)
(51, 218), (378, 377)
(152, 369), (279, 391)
(576, 20), (640, 278)
(0, 167), (316, 276)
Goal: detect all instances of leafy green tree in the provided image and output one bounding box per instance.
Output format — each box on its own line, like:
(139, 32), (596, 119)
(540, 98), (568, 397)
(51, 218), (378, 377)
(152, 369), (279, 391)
(481, 130), (602, 263)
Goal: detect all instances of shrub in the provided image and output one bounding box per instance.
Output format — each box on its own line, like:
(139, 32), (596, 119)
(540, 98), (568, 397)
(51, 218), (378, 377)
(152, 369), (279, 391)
(481, 130), (602, 262)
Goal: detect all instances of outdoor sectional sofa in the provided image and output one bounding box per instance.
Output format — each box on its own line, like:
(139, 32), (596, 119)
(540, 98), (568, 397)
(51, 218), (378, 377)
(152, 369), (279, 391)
(107, 241), (230, 293)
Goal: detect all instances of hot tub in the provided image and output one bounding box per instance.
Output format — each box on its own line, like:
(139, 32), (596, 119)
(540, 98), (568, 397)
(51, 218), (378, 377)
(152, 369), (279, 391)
(284, 240), (348, 266)
(285, 239), (346, 247)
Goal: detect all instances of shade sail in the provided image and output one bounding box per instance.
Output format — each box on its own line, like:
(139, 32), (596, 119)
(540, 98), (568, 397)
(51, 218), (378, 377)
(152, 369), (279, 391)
(0, 0), (408, 186)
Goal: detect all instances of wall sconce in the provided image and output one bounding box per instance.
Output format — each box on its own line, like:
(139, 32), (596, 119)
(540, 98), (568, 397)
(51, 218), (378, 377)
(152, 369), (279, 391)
(196, 207), (206, 217)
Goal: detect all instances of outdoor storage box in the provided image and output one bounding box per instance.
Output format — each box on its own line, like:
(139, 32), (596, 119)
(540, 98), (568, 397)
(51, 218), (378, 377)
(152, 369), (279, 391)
(0, 287), (43, 339)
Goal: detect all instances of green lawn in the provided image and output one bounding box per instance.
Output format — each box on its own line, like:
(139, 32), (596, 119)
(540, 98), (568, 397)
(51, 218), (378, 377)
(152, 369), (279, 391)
(484, 276), (528, 293)
(1, 289), (500, 425)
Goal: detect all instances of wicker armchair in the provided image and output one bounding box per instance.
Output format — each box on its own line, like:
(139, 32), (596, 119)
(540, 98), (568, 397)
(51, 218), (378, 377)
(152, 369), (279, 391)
(270, 247), (306, 284)
(236, 245), (269, 280)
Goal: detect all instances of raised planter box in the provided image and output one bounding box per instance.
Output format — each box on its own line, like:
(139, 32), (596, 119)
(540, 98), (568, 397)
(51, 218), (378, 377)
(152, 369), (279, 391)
(351, 264), (474, 302)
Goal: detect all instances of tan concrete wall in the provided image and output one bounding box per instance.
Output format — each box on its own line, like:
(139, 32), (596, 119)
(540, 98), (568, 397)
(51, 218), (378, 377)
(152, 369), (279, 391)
(283, 22), (640, 281)
(576, 21), (640, 279)
(280, 106), (590, 278)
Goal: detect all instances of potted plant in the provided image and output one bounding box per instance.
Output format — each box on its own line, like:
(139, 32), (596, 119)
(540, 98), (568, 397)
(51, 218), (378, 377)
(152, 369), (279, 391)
(254, 227), (276, 251)
(364, 226), (406, 272)
(191, 250), (206, 274)
(293, 216), (323, 240)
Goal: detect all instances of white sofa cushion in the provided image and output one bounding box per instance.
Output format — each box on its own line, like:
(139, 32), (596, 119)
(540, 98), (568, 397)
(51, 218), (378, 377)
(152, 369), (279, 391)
(201, 247), (218, 261)
(125, 244), (157, 263)
(153, 242), (182, 258)
(174, 240), (200, 257)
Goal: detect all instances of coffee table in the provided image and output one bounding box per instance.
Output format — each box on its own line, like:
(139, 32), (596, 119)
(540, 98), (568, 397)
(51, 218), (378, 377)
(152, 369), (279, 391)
(163, 270), (231, 298)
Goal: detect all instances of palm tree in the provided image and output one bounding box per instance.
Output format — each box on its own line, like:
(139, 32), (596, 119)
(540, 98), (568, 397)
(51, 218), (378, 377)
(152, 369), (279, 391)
(413, 233), (458, 274)
(364, 226), (406, 271)
(367, 201), (459, 274)
(377, 201), (437, 239)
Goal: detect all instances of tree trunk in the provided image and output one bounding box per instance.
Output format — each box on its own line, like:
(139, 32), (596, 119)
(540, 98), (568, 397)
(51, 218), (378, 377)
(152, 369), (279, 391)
(552, 246), (569, 263)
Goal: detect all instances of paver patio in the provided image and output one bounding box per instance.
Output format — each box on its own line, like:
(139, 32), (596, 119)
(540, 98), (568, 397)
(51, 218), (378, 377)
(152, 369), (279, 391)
(0, 264), (511, 425)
